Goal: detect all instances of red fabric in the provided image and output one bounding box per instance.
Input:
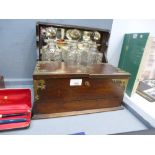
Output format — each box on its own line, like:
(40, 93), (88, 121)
(0, 89), (32, 131)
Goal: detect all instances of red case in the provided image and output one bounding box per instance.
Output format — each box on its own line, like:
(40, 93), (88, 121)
(0, 89), (32, 131)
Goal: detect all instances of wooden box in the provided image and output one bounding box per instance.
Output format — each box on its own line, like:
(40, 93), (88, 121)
(32, 22), (130, 119)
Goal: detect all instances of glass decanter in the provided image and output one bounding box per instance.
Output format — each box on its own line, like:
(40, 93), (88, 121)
(53, 47), (62, 62)
(87, 43), (98, 65)
(66, 41), (78, 65)
(48, 42), (56, 61)
(41, 45), (49, 61)
(77, 42), (90, 66)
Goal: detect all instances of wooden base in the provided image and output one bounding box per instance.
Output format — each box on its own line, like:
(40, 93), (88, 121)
(32, 106), (124, 119)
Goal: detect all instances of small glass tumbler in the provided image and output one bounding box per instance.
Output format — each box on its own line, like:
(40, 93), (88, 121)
(96, 52), (103, 64)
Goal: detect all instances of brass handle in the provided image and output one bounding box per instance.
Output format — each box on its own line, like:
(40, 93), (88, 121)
(85, 81), (90, 87)
(38, 80), (46, 90)
(34, 80), (46, 101)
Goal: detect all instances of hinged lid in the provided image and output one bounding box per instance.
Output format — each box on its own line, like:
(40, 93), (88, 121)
(36, 22), (110, 63)
(0, 89), (32, 109)
(34, 61), (130, 79)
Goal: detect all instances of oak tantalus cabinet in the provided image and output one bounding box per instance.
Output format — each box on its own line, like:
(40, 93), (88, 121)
(32, 22), (130, 119)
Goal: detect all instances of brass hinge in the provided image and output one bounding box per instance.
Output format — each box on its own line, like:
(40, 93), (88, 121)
(33, 80), (46, 101)
(112, 79), (128, 90)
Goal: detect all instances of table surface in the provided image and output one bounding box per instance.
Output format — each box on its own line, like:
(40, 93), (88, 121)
(0, 107), (147, 135)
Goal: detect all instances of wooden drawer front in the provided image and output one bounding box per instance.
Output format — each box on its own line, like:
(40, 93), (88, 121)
(34, 78), (125, 102)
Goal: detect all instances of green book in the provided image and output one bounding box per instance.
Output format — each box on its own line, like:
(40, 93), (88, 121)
(118, 33), (149, 96)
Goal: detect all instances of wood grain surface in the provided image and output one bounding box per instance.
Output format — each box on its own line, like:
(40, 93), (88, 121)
(32, 62), (130, 119)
